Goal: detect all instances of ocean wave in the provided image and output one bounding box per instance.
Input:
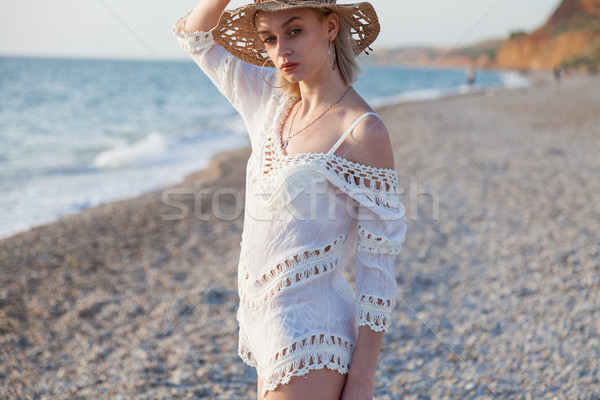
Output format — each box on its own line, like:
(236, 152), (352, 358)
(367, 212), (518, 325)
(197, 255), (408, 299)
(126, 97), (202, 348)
(500, 70), (531, 88)
(367, 70), (531, 108)
(93, 131), (174, 169)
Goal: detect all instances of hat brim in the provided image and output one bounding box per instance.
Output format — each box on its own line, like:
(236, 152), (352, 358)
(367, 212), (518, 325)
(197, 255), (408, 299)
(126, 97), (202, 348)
(212, 1), (380, 67)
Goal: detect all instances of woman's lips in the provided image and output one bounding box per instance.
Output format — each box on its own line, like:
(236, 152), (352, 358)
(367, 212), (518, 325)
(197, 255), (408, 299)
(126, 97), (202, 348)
(280, 63), (299, 72)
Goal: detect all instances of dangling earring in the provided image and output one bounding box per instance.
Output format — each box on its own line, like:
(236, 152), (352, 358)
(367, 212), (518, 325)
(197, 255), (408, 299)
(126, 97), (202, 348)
(261, 58), (288, 88)
(328, 41), (337, 71)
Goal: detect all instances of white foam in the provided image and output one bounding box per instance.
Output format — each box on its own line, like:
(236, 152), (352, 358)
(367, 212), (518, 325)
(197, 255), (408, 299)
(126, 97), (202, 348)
(369, 85), (469, 108)
(368, 70), (531, 108)
(500, 70), (531, 89)
(93, 131), (171, 169)
(0, 130), (249, 239)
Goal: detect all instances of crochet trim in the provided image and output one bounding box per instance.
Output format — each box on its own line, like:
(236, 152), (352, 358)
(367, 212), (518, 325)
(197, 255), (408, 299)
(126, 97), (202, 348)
(356, 294), (395, 332)
(261, 333), (354, 398)
(238, 328), (257, 368)
(240, 234), (346, 310)
(356, 223), (405, 255)
(259, 95), (406, 215)
(172, 10), (215, 53)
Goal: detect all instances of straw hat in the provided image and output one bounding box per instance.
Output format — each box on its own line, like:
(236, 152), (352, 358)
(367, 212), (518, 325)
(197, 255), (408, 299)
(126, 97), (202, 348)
(212, 0), (380, 67)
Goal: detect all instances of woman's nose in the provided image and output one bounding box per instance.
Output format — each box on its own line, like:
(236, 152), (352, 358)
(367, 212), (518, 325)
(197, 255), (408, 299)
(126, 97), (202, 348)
(276, 39), (292, 58)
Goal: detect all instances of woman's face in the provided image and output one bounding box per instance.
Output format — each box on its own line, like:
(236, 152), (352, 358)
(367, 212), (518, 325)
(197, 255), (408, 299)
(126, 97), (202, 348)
(255, 8), (338, 83)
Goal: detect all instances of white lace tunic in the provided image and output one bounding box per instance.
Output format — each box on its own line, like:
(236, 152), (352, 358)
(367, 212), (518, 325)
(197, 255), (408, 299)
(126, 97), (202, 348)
(173, 10), (408, 397)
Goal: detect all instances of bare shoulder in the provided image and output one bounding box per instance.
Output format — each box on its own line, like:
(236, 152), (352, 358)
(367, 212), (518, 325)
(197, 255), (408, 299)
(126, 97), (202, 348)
(344, 111), (395, 171)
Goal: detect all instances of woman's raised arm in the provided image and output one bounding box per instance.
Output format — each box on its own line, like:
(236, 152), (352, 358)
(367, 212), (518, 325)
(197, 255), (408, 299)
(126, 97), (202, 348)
(183, 0), (231, 32)
(173, 1), (277, 152)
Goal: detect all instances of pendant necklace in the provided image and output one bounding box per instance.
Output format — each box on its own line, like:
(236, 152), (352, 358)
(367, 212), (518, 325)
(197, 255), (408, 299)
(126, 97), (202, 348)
(280, 86), (352, 150)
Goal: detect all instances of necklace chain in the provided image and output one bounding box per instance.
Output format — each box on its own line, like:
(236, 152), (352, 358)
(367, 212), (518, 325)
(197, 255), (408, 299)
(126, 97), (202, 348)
(280, 86), (352, 150)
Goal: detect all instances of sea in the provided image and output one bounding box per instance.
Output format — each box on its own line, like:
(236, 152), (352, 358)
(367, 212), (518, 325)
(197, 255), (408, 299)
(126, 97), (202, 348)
(0, 55), (529, 239)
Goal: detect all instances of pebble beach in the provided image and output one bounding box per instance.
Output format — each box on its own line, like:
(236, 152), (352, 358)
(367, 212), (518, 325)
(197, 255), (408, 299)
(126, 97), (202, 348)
(1, 71), (599, 399)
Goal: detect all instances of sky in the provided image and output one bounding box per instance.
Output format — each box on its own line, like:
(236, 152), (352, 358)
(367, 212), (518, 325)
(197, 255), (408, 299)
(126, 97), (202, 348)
(0, 0), (562, 60)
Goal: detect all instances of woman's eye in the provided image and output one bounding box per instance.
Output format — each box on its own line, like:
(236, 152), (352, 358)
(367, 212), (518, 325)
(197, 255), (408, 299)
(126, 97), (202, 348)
(261, 29), (300, 44)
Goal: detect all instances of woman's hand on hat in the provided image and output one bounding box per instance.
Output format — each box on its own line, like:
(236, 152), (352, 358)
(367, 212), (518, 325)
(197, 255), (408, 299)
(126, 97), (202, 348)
(184, 0), (231, 32)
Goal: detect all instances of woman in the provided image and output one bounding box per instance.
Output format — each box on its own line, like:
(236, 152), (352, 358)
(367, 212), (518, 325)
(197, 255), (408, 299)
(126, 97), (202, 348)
(173, 1), (408, 398)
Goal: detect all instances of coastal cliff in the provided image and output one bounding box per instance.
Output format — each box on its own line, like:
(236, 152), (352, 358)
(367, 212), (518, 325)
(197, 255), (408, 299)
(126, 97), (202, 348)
(370, 0), (600, 72)
(492, 0), (600, 71)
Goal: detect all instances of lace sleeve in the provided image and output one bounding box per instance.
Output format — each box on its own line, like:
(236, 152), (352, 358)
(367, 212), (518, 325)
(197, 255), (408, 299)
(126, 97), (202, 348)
(353, 178), (407, 333)
(172, 10), (277, 145)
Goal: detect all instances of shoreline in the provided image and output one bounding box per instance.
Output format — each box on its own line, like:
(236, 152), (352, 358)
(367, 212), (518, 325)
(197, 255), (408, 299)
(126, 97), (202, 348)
(0, 68), (544, 242)
(2, 70), (599, 398)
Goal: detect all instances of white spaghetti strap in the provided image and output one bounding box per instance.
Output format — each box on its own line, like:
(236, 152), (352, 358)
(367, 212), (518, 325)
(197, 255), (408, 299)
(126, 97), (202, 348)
(327, 112), (379, 155)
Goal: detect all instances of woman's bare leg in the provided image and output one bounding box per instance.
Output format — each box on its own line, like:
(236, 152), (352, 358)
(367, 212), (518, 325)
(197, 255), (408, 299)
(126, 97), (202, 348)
(257, 375), (265, 400)
(258, 368), (347, 399)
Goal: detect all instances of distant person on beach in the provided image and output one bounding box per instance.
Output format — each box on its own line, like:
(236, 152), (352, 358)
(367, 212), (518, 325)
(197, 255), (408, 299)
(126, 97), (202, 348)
(466, 66), (476, 89)
(553, 65), (564, 83)
(173, 1), (408, 399)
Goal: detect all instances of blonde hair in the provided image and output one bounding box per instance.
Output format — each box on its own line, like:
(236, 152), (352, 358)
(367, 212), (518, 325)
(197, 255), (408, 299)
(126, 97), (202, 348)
(274, 9), (361, 97)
